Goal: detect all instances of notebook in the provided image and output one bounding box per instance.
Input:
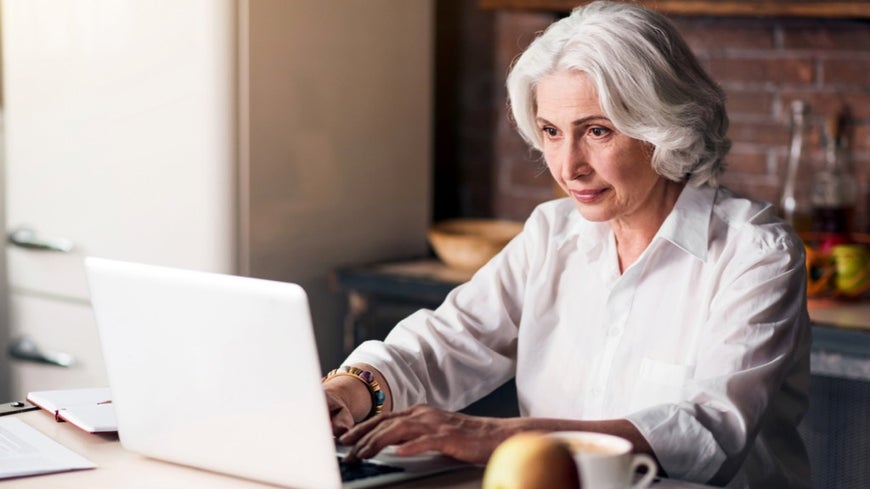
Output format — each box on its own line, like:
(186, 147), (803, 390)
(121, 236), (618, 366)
(26, 387), (117, 433)
(83, 257), (467, 489)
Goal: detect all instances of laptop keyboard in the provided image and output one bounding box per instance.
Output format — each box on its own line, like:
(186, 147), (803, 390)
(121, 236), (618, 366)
(338, 457), (405, 482)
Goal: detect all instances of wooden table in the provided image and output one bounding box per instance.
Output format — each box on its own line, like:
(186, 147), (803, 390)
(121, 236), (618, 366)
(5, 410), (720, 488)
(4, 410), (485, 489)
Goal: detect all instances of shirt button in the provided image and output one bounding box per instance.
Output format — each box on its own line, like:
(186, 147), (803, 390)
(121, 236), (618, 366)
(607, 327), (621, 337)
(591, 387), (603, 397)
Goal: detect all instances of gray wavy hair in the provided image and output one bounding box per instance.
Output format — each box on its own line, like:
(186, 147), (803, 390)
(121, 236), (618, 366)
(506, 1), (730, 187)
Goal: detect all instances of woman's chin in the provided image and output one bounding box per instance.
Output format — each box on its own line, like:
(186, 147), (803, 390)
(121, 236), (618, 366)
(573, 204), (611, 223)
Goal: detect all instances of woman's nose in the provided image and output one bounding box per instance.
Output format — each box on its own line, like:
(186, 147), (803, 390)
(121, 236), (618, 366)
(559, 140), (590, 181)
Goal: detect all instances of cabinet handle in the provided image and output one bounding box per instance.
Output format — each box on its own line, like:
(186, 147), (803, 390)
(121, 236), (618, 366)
(8, 227), (75, 252)
(8, 336), (75, 368)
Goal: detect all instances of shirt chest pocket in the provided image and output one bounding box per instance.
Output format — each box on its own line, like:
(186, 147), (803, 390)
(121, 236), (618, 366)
(629, 357), (695, 412)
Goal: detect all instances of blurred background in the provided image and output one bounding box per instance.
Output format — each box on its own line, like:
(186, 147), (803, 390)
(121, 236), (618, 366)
(0, 3), (869, 487)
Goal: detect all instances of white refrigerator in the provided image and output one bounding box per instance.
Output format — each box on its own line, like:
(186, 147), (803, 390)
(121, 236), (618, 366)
(0, 0), (432, 400)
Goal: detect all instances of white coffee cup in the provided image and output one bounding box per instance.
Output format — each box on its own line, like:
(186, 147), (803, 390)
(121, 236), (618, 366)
(548, 431), (657, 489)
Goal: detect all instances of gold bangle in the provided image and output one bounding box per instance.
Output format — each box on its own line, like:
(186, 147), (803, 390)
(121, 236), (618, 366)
(323, 366), (385, 419)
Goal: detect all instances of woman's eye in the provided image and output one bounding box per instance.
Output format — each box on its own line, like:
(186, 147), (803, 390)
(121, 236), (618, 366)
(589, 126), (611, 138)
(542, 126), (558, 137)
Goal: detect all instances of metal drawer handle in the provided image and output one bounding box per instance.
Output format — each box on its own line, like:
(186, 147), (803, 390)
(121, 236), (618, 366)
(8, 227), (75, 252)
(8, 336), (75, 368)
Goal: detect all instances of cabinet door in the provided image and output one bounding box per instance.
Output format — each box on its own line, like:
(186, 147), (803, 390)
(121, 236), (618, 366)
(2, 0), (236, 399)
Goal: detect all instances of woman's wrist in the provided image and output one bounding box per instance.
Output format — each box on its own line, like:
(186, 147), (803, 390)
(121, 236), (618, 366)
(323, 366), (386, 420)
(322, 373), (375, 423)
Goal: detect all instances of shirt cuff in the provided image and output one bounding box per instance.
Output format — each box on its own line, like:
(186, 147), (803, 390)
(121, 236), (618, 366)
(343, 340), (424, 410)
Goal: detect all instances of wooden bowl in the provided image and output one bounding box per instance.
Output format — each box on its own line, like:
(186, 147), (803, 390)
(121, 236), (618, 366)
(427, 219), (524, 272)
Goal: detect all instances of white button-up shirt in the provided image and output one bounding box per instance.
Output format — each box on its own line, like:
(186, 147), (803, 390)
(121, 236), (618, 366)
(346, 184), (811, 488)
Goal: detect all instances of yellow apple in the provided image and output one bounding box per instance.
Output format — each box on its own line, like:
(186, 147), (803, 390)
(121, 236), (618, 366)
(482, 432), (581, 489)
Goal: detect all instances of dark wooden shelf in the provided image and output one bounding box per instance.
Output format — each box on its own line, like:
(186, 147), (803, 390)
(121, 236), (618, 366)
(478, 1), (870, 18)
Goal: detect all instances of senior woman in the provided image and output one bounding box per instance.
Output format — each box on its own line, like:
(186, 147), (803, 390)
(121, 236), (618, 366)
(323, 1), (811, 487)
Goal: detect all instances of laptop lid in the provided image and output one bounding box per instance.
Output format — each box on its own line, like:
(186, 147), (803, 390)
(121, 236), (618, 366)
(85, 257), (468, 489)
(85, 257), (342, 489)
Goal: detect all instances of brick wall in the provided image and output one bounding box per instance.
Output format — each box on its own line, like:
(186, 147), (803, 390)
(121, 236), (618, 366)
(437, 8), (870, 233)
(679, 16), (870, 233)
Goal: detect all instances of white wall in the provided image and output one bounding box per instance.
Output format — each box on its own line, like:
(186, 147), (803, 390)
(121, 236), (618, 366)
(240, 0), (433, 370)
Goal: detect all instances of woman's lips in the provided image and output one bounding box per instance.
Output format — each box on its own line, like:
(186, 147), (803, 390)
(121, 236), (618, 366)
(570, 188), (608, 204)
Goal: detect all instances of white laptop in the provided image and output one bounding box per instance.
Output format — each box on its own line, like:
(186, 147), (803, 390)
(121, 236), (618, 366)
(84, 257), (468, 489)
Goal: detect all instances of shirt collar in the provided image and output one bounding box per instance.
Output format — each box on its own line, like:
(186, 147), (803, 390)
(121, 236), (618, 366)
(655, 184), (715, 262)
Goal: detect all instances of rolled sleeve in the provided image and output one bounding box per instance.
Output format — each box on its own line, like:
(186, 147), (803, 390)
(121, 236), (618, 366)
(627, 404), (726, 482)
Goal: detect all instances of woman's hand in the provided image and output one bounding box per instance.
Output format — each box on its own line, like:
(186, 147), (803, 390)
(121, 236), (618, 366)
(323, 375), (374, 437)
(339, 404), (520, 464)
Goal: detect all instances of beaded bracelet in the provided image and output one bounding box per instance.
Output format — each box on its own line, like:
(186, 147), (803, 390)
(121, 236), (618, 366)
(323, 366), (385, 419)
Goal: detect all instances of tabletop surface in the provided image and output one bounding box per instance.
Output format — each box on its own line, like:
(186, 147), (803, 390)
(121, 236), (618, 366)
(4, 410), (485, 489)
(5, 410), (721, 489)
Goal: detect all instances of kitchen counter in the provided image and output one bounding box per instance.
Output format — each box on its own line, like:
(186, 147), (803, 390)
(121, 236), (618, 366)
(808, 300), (870, 331)
(808, 301), (870, 381)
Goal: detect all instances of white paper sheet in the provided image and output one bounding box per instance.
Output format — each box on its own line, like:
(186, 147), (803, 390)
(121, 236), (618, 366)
(0, 417), (96, 479)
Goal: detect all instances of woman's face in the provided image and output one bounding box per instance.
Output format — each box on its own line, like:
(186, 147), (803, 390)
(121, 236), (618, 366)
(535, 70), (672, 225)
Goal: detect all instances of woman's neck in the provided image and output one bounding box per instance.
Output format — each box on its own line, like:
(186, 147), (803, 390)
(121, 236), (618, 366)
(611, 180), (686, 273)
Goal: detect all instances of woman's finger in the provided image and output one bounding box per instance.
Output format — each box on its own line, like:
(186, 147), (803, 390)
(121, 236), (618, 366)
(347, 414), (428, 460)
(341, 405), (503, 463)
(339, 409), (399, 445)
(393, 433), (444, 457)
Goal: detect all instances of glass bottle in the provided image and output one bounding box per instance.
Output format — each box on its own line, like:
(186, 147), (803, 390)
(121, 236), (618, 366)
(779, 100), (813, 233)
(810, 109), (857, 240)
